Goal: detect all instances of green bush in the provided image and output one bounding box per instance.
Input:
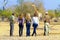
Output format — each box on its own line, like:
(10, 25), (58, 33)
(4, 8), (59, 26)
(1, 10), (12, 18)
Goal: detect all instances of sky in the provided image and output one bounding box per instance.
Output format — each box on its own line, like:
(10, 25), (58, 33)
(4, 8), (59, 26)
(0, 0), (60, 10)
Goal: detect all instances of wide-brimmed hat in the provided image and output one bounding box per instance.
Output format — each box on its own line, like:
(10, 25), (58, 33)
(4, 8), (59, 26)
(45, 12), (48, 15)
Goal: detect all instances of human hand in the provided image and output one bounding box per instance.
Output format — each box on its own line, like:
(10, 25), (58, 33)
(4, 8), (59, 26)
(32, 4), (35, 7)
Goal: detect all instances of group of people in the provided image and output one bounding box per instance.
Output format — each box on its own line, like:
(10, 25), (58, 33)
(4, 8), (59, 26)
(9, 5), (50, 37)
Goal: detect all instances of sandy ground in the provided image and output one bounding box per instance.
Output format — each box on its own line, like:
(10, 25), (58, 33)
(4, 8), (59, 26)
(0, 22), (60, 40)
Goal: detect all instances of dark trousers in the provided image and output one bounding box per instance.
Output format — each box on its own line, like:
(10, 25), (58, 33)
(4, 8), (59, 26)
(32, 23), (38, 36)
(26, 23), (31, 36)
(19, 24), (23, 36)
(10, 23), (14, 36)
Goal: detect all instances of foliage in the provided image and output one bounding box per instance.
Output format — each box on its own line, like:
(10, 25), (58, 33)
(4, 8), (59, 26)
(55, 10), (60, 17)
(48, 10), (55, 18)
(0, 9), (3, 17)
(1, 10), (12, 18)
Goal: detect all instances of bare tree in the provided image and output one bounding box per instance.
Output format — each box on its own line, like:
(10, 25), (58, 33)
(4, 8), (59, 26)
(3, 0), (8, 10)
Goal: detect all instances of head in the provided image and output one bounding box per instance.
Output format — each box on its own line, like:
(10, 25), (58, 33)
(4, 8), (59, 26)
(34, 12), (38, 17)
(45, 12), (48, 15)
(26, 13), (31, 20)
(12, 13), (15, 16)
(19, 13), (24, 19)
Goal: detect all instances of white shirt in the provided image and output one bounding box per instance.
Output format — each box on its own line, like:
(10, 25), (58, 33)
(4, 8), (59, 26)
(32, 17), (39, 24)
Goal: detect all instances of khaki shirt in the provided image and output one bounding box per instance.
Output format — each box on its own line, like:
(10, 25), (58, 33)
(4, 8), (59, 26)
(44, 15), (50, 23)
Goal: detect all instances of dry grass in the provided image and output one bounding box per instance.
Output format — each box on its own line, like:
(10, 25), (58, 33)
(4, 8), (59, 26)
(0, 22), (60, 40)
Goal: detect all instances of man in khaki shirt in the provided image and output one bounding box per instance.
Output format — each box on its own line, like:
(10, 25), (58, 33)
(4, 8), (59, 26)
(44, 12), (50, 36)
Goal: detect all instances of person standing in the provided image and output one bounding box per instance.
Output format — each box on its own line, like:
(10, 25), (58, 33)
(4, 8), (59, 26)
(32, 4), (39, 36)
(18, 14), (24, 36)
(26, 13), (31, 36)
(9, 13), (15, 36)
(32, 13), (39, 36)
(44, 12), (50, 36)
